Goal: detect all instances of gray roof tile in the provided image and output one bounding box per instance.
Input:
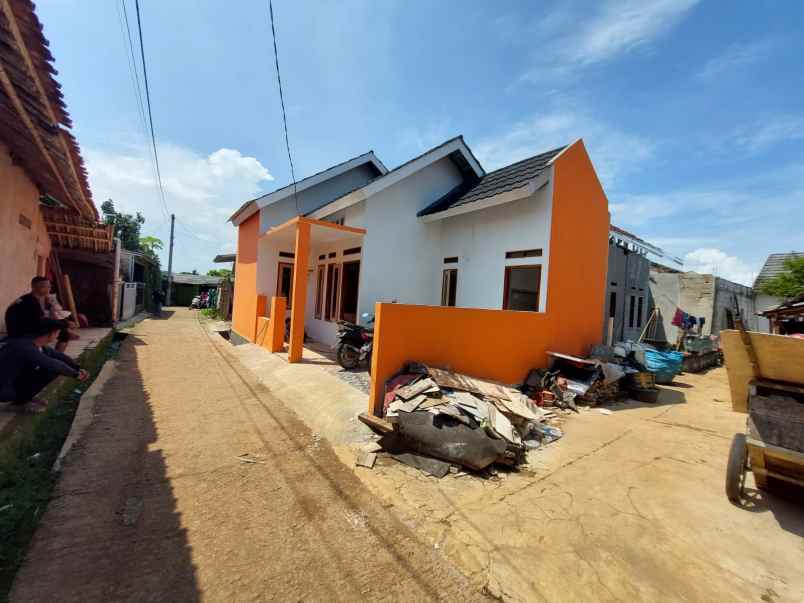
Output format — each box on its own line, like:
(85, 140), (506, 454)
(417, 145), (566, 217)
(754, 252), (804, 288)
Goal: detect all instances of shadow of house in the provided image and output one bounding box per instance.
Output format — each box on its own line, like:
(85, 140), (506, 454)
(9, 334), (200, 601)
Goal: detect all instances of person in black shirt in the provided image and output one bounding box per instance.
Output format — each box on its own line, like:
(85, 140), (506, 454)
(0, 319), (88, 413)
(4, 276), (72, 353)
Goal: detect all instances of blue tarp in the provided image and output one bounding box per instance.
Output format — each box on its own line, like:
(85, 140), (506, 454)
(644, 350), (684, 384)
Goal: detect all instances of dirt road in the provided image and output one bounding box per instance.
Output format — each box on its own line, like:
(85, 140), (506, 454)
(11, 309), (486, 602)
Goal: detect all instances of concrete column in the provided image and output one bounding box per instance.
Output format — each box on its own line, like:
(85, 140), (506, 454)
(288, 220), (310, 363)
(269, 296), (287, 352)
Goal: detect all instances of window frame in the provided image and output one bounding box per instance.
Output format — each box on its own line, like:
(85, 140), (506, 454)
(314, 265), (325, 319)
(324, 263), (340, 322)
(441, 268), (458, 307)
(339, 260), (361, 322)
(502, 265), (542, 312)
(276, 261), (294, 309)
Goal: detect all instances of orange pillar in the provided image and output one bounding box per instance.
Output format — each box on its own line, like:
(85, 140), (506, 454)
(288, 220), (310, 363)
(268, 296), (287, 352)
(255, 295), (268, 340)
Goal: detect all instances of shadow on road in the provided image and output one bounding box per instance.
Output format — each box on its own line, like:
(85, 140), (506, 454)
(10, 334), (199, 601)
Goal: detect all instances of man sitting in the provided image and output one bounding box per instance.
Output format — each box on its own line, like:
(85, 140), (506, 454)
(5, 276), (73, 353)
(0, 319), (88, 414)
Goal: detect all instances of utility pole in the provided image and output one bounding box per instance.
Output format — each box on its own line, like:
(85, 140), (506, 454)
(166, 213), (175, 305)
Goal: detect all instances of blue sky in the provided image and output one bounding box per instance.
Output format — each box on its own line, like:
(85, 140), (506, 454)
(37, 0), (803, 281)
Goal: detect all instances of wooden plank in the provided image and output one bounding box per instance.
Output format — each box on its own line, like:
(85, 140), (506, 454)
(395, 378), (436, 401)
(721, 330), (804, 414)
(63, 273), (79, 322)
(427, 366), (520, 401)
(752, 379), (804, 396)
(747, 436), (804, 464)
(358, 412), (394, 433)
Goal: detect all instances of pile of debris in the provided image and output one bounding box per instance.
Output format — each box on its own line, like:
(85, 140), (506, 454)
(358, 363), (566, 477)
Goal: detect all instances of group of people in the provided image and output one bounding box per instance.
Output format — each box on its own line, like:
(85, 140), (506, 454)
(0, 277), (88, 414)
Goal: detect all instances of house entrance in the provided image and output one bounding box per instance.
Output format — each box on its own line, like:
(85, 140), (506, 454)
(340, 260), (360, 323)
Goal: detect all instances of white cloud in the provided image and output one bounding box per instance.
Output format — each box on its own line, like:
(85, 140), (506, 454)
(474, 109), (654, 187)
(85, 142), (273, 273)
(683, 248), (756, 286)
(521, 0), (699, 80)
(731, 115), (804, 154)
(573, 0), (700, 65)
(696, 38), (778, 80)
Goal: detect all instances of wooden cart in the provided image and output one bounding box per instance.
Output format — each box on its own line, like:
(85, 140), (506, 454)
(721, 330), (804, 502)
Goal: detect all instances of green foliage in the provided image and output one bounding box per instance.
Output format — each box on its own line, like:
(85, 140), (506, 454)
(760, 257), (804, 298)
(200, 307), (220, 319)
(207, 268), (232, 278)
(139, 236), (164, 257)
(101, 199), (145, 252)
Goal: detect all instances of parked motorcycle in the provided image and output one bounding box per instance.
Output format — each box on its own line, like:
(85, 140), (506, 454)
(335, 313), (374, 370)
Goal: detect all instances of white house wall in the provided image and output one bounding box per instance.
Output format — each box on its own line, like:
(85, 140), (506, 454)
(349, 156), (464, 321)
(438, 179), (553, 312)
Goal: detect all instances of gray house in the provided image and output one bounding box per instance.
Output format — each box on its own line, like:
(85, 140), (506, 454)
(753, 252), (804, 332)
(603, 226), (653, 342)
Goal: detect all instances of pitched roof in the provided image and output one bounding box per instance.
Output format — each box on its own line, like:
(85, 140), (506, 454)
(0, 0), (95, 219)
(228, 150), (387, 223)
(754, 252), (804, 288)
(163, 273), (223, 286)
(417, 145), (566, 217)
(306, 135), (485, 219)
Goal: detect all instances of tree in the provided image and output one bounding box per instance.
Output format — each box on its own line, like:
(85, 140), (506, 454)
(101, 199), (145, 251)
(207, 268), (232, 278)
(139, 236), (164, 257)
(760, 257), (804, 298)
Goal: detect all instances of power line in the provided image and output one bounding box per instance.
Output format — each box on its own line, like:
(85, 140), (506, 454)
(118, 0), (169, 225)
(267, 0), (300, 214)
(134, 0), (171, 220)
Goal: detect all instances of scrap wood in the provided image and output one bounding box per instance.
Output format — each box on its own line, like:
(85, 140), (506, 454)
(492, 393), (545, 422)
(418, 398), (445, 410)
(397, 394), (427, 413)
(486, 404), (519, 444)
(426, 366), (521, 403)
(383, 373), (420, 409)
(358, 412), (394, 434)
(356, 450), (377, 469)
(396, 377), (437, 401)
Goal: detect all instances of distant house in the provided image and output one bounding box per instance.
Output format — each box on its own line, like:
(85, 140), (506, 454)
(753, 252), (804, 332)
(227, 136), (609, 355)
(648, 269), (757, 343)
(162, 273), (222, 307)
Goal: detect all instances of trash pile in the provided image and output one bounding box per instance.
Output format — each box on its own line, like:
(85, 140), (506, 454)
(357, 362), (567, 477)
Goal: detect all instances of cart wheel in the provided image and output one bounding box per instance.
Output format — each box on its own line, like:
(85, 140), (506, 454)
(726, 433), (748, 503)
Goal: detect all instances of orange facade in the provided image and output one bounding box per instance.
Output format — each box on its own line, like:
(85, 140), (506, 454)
(231, 211), (260, 340)
(368, 140), (609, 413)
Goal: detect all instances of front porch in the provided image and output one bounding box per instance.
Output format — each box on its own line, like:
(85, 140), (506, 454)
(256, 216), (366, 363)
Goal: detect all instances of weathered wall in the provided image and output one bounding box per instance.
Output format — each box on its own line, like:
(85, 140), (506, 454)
(369, 140), (609, 412)
(604, 244), (651, 342)
(713, 277), (757, 332)
(231, 212), (260, 340)
(0, 142), (50, 333)
(754, 292), (780, 333)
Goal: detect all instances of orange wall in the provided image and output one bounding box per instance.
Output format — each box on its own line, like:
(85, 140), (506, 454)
(368, 140), (609, 413)
(0, 143), (51, 334)
(231, 212), (260, 341)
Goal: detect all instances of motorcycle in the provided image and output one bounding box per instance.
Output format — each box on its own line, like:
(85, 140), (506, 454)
(335, 313), (374, 371)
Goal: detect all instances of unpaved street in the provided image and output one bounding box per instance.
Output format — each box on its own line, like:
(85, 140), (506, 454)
(11, 310), (485, 602)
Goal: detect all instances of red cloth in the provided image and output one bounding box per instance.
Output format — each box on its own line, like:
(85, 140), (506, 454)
(671, 308), (685, 327)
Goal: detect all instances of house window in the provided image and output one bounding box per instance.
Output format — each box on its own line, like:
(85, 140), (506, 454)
(340, 261), (360, 323)
(314, 266), (325, 319)
(441, 269), (458, 307)
(278, 251), (295, 259)
(503, 265), (541, 312)
(628, 295), (636, 328)
(325, 263), (340, 321)
(443, 256), (459, 264)
(609, 291), (616, 318)
(276, 262), (293, 308)
(505, 248), (542, 259)
(636, 297), (644, 328)
(344, 246), (361, 256)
